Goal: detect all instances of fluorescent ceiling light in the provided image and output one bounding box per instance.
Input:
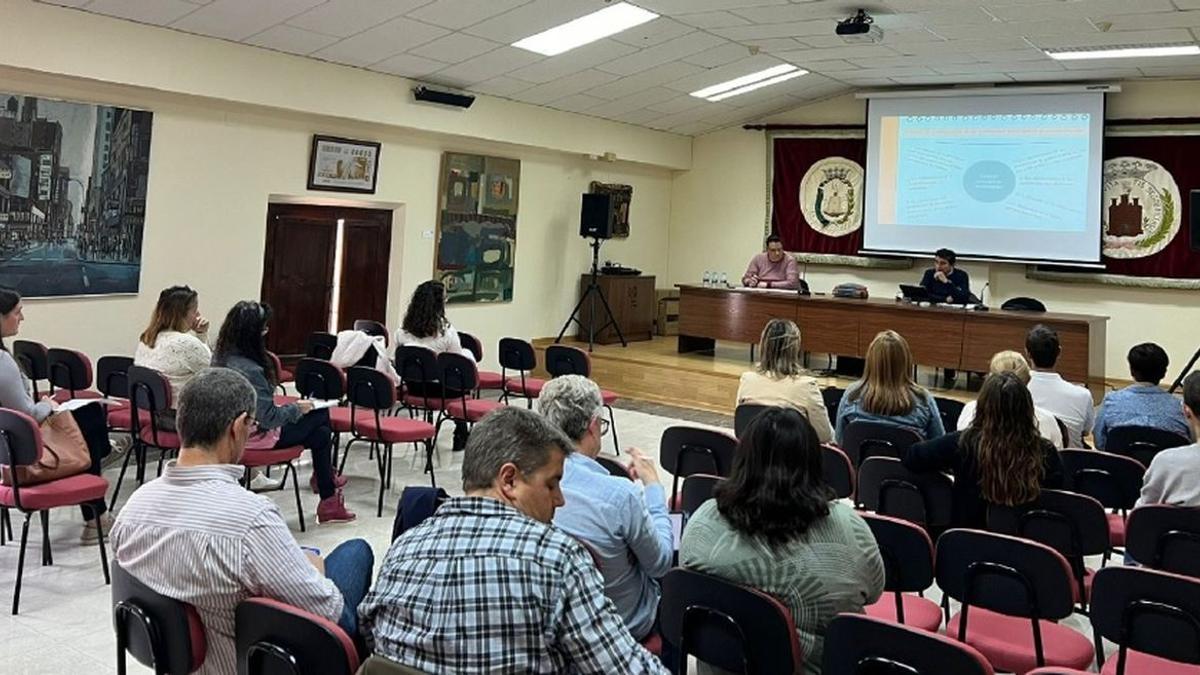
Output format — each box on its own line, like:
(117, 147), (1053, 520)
(1045, 44), (1200, 60)
(690, 66), (807, 103)
(690, 64), (799, 99)
(512, 2), (658, 56)
(707, 69), (807, 101)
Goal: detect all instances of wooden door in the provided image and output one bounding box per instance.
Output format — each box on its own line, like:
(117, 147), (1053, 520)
(336, 214), (392, 332)
(261, 205), (336, 358)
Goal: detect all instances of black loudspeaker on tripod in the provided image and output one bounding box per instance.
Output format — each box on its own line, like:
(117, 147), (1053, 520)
(556, 193), (626, 351)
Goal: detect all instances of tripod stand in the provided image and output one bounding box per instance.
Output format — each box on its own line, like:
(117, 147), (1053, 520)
(556, 237), (626, 352)
(1168, 344), (1200, 393)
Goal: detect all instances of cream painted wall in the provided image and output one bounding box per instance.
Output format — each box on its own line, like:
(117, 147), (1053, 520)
(669, 81), (1200, 382)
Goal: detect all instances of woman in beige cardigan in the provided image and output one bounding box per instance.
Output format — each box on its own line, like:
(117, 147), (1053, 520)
(737, 318), (834, 443)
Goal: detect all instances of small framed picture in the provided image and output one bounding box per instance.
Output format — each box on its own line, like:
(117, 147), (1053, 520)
(307, 135), (381, 193)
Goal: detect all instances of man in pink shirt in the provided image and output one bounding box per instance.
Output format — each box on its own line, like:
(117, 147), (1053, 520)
(741, 234), (799, 289)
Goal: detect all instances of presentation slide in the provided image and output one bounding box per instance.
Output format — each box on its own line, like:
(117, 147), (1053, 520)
(864, 92), (1105, 263)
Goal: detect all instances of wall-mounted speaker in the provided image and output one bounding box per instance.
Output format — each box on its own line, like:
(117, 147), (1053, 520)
(580, 193), (613, 240)
(413, 86), (475, 109)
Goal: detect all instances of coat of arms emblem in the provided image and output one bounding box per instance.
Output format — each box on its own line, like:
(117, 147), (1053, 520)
(799, 157), (864, 238)
(1102, 157), (1180, 259)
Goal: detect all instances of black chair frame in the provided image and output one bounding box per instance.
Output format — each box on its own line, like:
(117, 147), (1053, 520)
(110, 370), (175, 509)
(498, 338), (538, 409)
(347, 368), (435, 517)
(957, 560), (1047, 668)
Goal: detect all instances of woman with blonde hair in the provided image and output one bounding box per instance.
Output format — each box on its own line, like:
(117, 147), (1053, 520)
(834, 330), (943, 445)
(134, 285), (211, 431)
(956, 350), (1063, 448)
(737, 319), (833, 442)
(905, 371), (1063, 527)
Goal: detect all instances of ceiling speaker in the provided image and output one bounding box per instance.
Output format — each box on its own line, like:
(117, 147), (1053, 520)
(413, 86), (475, 109)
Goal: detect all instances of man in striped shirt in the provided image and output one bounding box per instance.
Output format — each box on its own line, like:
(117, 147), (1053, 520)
(360, 407), (668, 674)
(110, 368), (374, 674)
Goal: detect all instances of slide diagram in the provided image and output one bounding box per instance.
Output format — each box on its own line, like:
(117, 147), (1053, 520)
(884, 114), (1092, 231)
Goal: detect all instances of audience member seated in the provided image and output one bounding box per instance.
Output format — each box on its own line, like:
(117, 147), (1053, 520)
(0, 286), (112, 542)
(1093, 342), (1190, 450)
(538, 375), (672, 640)
(133, 285), (211, 431)
(835, 330), (944, 445)
(359, 407), (667, 674)
(110, 368), (374, 674)
(680, 407), (884, 673)
(212, 301), (354, 523)
(737, 318), (833, 443)
(904, 372), (1064, 528)
(1025, 323), (1095, 448)
(956, 350), (1063, 448)
(395, 279), (473, 451)
(1137, 370), (1200, 507)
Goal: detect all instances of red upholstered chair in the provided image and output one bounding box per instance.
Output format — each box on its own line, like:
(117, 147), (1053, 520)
(112, 561), (206, 674)
(12, 339), (49, 399)
(544, 344), (621, 453)
(236, 597), (360, 675)
(856, 456), (954, 534)
(292, 357), (369, 473)
(822, 444), (855, 499)
(1104, 425), (1190, 468)
(936, 528), (1094, 674)
(824, 613), (995, 675)
(96, 356), (135, 433)
(0, 409), (110, 614)
(659, 568), (803, 674)
(1126, 504), (1200, 578)
(240, 441), (307, 532)
(457, 331), (503, 397)
(110, 365), (179, 509)
(306, 331), (337, 360)
(267, 351), (297, 402)
(396, 345), (444, 423)
(595, 455), (634, 480)
(841, 420), (923, 467)
(47, 348), (103, 402)
(862, 513), (942, 632)
(435, 352), (504, 446)
(346, 366), (437, 517)
(987, 489), (1110, 611)
(660, 426), (737, 513)
(498, 338), (545, 409)
(1060, 449), (1147, 559)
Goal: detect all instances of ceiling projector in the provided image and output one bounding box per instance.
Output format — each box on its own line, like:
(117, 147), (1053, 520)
(836, 9), (884, 44)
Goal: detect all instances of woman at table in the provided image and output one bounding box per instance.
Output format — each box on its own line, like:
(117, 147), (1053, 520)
(835, 330), (944, 445)
(737, 319), (832, 443)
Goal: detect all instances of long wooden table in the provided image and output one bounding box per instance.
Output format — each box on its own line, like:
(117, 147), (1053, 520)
(677, 285), (1108, 383)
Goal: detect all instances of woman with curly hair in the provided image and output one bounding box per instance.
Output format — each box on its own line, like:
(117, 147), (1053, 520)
(904, 371), (1064, 527)
(395, 280), (475, 360)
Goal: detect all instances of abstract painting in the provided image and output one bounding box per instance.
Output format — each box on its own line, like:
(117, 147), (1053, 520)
(434, 152), (520, 303)
(0, 93), (153, 297)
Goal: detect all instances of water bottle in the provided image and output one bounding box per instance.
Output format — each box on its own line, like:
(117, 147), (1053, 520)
(702, 271), (711, 287)
(719, 272), (728, 288)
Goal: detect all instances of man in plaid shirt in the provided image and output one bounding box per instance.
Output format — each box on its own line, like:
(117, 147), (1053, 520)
(360, 407), (667, 674)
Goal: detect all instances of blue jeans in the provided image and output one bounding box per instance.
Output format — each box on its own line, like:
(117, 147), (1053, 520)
(325, 538), (374, 638)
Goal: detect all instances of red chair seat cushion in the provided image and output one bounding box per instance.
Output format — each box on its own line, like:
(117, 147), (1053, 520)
(139, 426), (181, 449)
(1100, 649), (1200, 675)
(443, 398), (505, 422)
(241, 446), (303, 469)
(0, 473), (109, 510)
(51, 389), (103, 403)
(355, 417), (436, 443)
(107, 405), (142, 430)
(478, 370), (504, 390)
(328, 407), (373, 433)
(504, 377), (546, 397)
(1108, 512), (1126, 548)
(865, 594), (943, 632)
(403, 394), (446, 411)
(279, 368), (295, 383)
(947, 608), (1093, 674)
(601, 389), (619, 405)
(641, 632), (662, 656)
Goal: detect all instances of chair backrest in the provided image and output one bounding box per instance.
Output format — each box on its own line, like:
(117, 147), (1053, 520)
(841, 421), (923, 466)
(986, 489), (1109, 594)
(395, 345), (439, 387)
(457, 332), (484, 363)
(112, 561), (206, 675)
(861, 513), (935, 594)
(733, 404), (771, 438)
(437, 352), (479, 396)
(856, 457), (954, 530)
(822, 444), (855, 499)
(544, 344), (591, 378)
(12, 339), (48, 381)
(235, 597), (359, 675)
(1105, 425), (1191, 467)
(1089, 565), (1200, 670)
(1055, 417), (1072, 448)
(1000, 296), (1047, 312)
(292, 358), (346, 401)
(681, 474), (723, 518)
(821, 386), (843, 428)
(933, 396), (964, 431)
(96, 355), (134, 400)
(594, 455), (633, 480)
(346, 366), (397, 412)
(305, 332), (337, 360)
(0, 408), (44, 469)
(1059, 449), (1145, 510)
(935, 528), (1077, 622)
(659, 568), (802, 674)
(126, 365), (172, 415)
(353, 319), (389, 344)
(660, 426), (738, 479)
(498, 337), (536, 372)
(47, 347), (94, 394)
(823, 614), (995, 675)
(1126, 505), (1200, 577)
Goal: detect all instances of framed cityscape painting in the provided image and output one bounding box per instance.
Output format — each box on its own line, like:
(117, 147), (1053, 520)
(0, 93), (153, 297)
(434, 152), (520, 304)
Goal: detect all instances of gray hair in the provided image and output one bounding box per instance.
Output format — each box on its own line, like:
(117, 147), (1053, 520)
(537, 375), (603, 442)
(177, 367), (256, 449)
(461, 406), (574, 491)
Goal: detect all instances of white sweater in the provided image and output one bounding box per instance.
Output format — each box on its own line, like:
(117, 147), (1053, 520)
(394, 325), (478, 362)
(134, 330), (212, 403)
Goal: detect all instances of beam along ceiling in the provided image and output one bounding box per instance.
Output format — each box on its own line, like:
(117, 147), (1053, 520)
(37, 0), (1200, 137)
